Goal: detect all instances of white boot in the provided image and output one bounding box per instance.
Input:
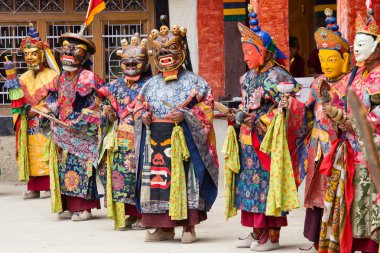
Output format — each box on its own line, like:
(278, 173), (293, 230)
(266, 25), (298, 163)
(144, 228), (175, 242)
(22, 191), (40, 200)
(236, 233), (259, 248)
(250, 240), (280, 251)
(71, 211), (92, 221)
(298, 244), (318, 253)
(57, 211), (73, 220)
(181, 231), (197, 243)
(40, 191), (51, 199)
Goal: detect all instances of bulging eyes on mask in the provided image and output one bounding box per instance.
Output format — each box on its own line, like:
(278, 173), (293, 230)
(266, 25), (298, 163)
(154, 40), (185, 72)
(354, 33), (378, 63)
(242, 43), (266, 70)
(60, 40), (89, 71)
(318, 49), (349, 79)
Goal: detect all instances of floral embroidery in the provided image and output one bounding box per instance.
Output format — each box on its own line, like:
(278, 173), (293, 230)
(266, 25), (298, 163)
(112, 170), (125, 191)
(64, 171), (80, 191)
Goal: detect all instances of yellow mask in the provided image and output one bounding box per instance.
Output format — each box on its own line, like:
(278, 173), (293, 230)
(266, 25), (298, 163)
(318, 49), (349, 79)
(23, 47), (44, 71)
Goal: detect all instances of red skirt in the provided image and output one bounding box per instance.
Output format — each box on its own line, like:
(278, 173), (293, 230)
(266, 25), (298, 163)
(141, 209), (207, 228)
(241, 210), (288, 228)
(61, 195), (101, 212)
(352, 238), (379, 252)
(27, 176), (50, 191)
(125, 204), (142, 218)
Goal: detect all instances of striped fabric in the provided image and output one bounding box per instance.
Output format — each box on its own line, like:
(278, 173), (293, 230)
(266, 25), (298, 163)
(223, 0), (246, 21)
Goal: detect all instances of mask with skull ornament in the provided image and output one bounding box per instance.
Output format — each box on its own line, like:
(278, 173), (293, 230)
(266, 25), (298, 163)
(149, 23), (188, 81)
(116, 33), (149, 83)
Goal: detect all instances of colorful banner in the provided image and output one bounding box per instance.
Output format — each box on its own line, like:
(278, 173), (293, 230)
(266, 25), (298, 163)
(223, 0), (246, 21)
(85, 0), (106, 26)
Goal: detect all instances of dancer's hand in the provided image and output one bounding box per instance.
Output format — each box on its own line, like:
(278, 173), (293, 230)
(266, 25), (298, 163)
(227, 108), (238, 122)
(142, 111), (152, 125)
(338, 119), (353, 132)
(168, 110), (184, 123)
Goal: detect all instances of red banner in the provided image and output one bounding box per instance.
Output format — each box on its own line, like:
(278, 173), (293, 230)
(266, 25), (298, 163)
(85, 0), (106, 26)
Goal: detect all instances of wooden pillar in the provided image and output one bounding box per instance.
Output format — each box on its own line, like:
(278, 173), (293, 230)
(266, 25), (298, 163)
(250, 0), (290, 68)
(92, 17), (103, 79)
(222, 0), (247, 99)
(197, 0), (225, 100)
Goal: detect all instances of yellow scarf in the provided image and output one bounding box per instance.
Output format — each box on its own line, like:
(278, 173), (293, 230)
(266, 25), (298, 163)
(17, 114), (29, 182)
(222, 125), (240, 221)
(260, 112), (299, 216)
(169, 124), (190, 220)
(42, 136), (62, 213)
(103, 125), (125, 230)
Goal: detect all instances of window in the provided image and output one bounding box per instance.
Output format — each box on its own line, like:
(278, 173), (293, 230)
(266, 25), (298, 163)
(102, 22), (146, 83)
(0, 24), (32, 105)
(73, 0), (147, 12)
(0, 0), (65, 13)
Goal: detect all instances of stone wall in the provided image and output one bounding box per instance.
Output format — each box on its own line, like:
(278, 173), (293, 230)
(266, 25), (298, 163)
(168, 0), (199, 74)
(0, 136), (18, 182)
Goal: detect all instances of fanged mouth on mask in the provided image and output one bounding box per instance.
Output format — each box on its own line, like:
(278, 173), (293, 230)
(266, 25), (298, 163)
(116, 34), (149, 81)
(60, 40), (89, 72)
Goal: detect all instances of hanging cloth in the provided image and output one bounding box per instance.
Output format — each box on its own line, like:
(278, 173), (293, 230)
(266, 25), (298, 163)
(42, 136), (62, 213)
(169, 124), (190, 220)
(260, 112), (300, 216)
(103, 122), (125, 230)
(17, 114), (29, 182)
(222, 125), (240, 221)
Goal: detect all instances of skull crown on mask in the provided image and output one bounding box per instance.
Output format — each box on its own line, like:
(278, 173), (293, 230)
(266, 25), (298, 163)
(116, 33), (149, 80)
(149, 25), (187, 73)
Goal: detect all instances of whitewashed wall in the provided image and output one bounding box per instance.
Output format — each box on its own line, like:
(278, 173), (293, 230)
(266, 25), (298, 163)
(168, 0), (199, 73)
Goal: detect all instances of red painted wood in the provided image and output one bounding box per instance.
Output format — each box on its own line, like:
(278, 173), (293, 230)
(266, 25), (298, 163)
(250, 0), (290, 69)
(197, 0), (225, 100)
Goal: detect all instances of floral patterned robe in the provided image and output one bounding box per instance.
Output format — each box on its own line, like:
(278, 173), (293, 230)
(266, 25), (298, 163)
(46, 67), (104, 200)
(234, 63), (308, 215)
(134, 69), (219, 217)
(303, 74), (340, 209)
(321, 66), (380, 251)
(98, 77), (146, 205)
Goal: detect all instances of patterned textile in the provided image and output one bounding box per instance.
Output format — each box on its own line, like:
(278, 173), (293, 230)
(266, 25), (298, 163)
(97, 78), (145, 230)
(222, 125), (240, 220)
(169, 124), (190, 220)
(260, 112), (299, 216)
(98, 77), (144, 206)
(234, 63), (305, 215)
(330, 66), (380, 245)
(51, 67), (104, 164)
(137, 70), (209, 119)
(303, 75), (341, 209)
(104, 127), (125, 229)
(134, 70), (218, 215)
(98, 77), (146, 120)
(13, 68), (58, 181)
(17, 114), (29, 182)
(352, 166), (380, 241)
(139, 122), (175, 213)
(59, 153), (96, 199)
(239, 64), (301, 113)
(27, 126), (50, 177)
(319, 140), (351, 253)
(235, 143), (269, 213)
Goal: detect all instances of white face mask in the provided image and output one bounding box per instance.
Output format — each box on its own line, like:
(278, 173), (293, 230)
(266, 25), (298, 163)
(354, 33), (378, 63)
